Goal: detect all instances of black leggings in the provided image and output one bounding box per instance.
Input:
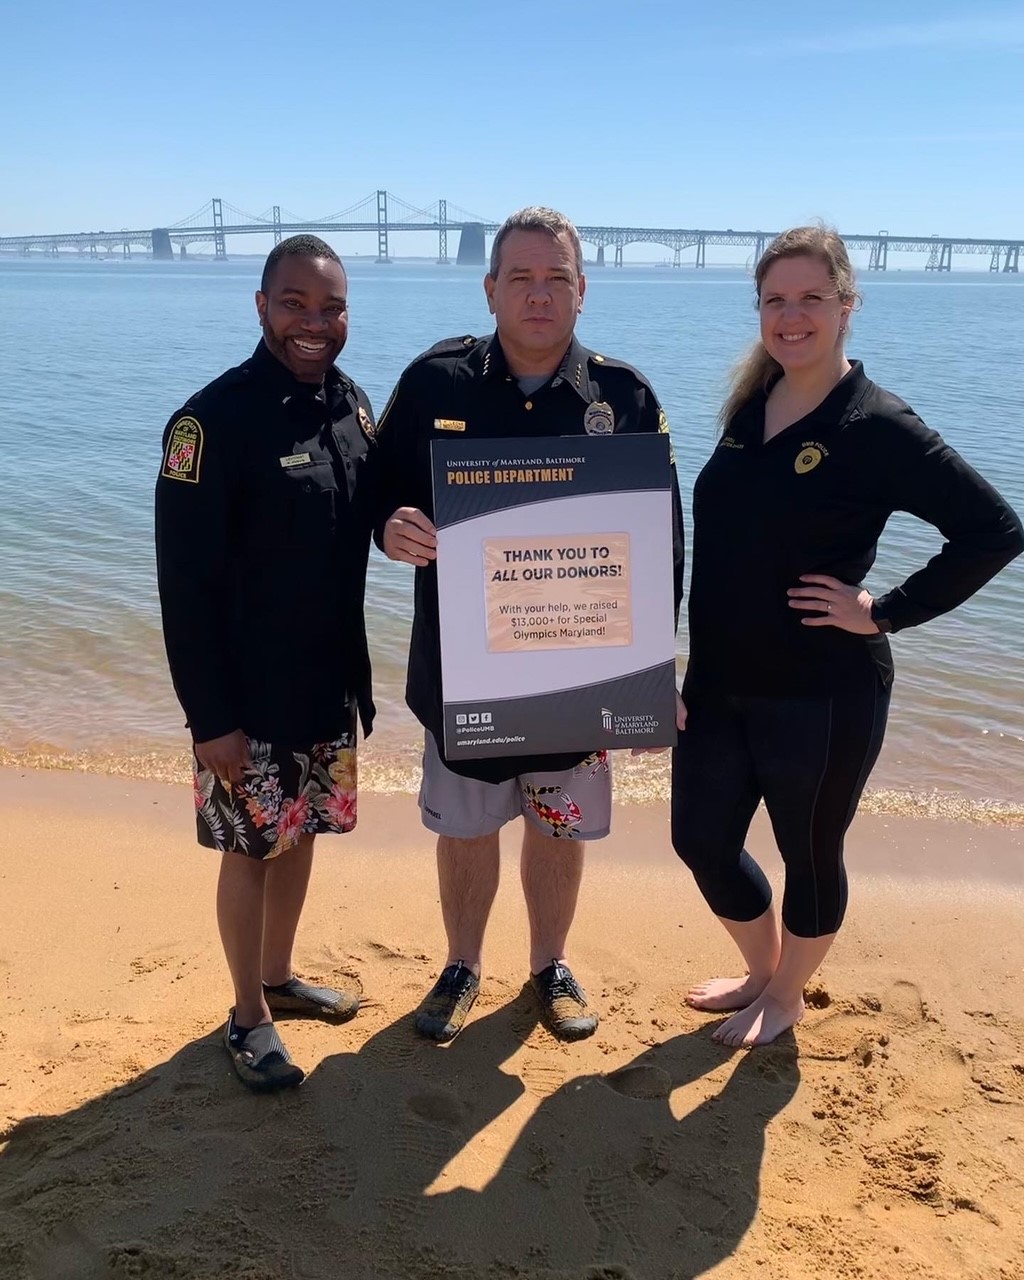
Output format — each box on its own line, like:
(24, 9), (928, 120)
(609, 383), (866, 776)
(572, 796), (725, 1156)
(671, 667), (890, 939)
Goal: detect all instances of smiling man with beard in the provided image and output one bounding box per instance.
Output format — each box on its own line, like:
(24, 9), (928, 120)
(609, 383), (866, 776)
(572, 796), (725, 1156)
(155, 236), (377, 1091)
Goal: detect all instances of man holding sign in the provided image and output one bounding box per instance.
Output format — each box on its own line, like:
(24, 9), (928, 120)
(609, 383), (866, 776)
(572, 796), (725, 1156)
(374, 207), (685, 1042)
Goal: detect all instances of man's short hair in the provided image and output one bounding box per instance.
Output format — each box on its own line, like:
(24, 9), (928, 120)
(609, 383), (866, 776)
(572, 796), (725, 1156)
(261, 235), (341, 293)
(489, 207), (584, 277)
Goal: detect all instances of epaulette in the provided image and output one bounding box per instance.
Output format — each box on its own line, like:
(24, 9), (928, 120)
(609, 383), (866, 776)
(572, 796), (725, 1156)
(585, 348), (657, 393)
(403, 335), (481, 368)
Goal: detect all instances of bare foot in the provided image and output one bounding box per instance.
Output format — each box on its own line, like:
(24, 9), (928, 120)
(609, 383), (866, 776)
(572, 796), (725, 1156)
(686, 974), (769, 1012)
(712, 992), (804, 1047)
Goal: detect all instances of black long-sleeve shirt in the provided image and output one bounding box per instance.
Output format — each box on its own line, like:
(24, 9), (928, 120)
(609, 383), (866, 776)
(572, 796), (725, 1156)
(685, 360), (1023, 697)
(155, 341), (377, 745)
(370, 332), (686, 783)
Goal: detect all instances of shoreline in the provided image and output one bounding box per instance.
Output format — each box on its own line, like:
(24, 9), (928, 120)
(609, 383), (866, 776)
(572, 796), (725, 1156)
(2, 738), (1022, 828)
(3, 763), (1023, 889)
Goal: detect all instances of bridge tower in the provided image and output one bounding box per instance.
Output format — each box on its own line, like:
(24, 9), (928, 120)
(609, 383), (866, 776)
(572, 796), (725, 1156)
(868, 231), (888, 271)
(376, 190), (391, 263)
(437, 199), (448, 264)
(754, 233), (767, 265)
(1003, 245), (1020, 273)
(614, 242), (623, 268)
(694, 235), (706, 268)
(596, 245), (605, 267)
(456, 223), (486, 265)
(273, 206), (282, 246)
(926, 240), (952, 271)
(152, 229), (174, 260)
(212, 198), (227, 260)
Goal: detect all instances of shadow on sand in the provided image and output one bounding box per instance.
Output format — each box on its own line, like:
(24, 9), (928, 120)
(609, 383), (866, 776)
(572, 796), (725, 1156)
(0, 990), (798, 1279)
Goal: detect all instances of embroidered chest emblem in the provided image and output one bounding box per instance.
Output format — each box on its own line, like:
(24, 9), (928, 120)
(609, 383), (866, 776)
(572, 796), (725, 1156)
(795, 441), (829, 474)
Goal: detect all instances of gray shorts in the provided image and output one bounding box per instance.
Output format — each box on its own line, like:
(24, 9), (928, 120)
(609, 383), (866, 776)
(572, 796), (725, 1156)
(419, 733), (612, 841)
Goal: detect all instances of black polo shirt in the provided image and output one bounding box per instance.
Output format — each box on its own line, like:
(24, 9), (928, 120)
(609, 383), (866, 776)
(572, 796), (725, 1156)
(155, 340), (377, 745)
(686, 361), (1023, 698)
(371, 332), (686, 783)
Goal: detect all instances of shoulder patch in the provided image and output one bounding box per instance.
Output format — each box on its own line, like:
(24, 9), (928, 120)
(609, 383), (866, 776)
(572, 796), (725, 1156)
(357, 404), (376, 440)
(161, 416), (204, 483)
(658, 407), (676, 463)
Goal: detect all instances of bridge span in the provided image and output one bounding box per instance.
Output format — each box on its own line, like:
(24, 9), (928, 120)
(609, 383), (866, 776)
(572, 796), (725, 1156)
(1, 191), (1020, 272)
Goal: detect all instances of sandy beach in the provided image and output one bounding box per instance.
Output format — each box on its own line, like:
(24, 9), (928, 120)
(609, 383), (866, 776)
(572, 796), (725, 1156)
(1, 765), (1022, 1280)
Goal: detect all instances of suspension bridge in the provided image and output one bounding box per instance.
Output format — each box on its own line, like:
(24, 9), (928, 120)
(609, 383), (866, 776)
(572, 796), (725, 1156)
(1, 191), (1020, 272)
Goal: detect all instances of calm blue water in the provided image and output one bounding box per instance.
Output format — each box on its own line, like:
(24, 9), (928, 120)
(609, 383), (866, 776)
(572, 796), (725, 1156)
(0, 257), (1021, 801)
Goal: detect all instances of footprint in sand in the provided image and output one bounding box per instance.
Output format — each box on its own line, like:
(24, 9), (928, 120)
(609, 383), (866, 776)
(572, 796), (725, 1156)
(363, 939), (429, 965)
(406, 1088), (464, 1130)
(520, 1058), (567, 1097)
(799, 1008), (884, 1063)
(583, 1168), (644, 1258)
(884, 979), (927, 1026)
(330, 1160), (358, 1202)
(360, 1031), (422, 1073)
(603, 1064), (672, 1101)
(376, 1192), (426, 1231)
(753, 1045), (801, 1084)
(801, 981), (928, 1063)
(508, 991), (544, 1042)
(881, 982), (969, 1109)
(389, 1112), (459, 1179)
(911, 1043), (970, 1111)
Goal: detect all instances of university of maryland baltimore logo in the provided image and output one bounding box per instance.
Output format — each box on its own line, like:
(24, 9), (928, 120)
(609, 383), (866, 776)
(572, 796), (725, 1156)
(794, 441), (829, 474)
(161, 416), (203, 483)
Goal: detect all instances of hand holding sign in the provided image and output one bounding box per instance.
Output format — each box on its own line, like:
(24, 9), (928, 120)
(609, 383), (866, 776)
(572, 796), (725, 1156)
(384, 507), (437, 568)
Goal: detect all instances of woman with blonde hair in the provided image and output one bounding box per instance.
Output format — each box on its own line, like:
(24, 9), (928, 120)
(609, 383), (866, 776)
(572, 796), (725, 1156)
(672, 226), (1022, 1046)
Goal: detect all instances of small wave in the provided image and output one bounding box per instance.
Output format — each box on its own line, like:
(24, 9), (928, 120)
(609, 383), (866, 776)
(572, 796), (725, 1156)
(1, 744), (1020, 828)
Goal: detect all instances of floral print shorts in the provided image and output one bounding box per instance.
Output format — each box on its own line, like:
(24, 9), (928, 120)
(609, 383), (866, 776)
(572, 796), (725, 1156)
(193, 721), (357, 859)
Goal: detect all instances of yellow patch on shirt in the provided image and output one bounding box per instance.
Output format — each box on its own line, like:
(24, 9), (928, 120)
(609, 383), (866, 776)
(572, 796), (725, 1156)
(357, 405), (376, 440)
(658, 407), (676, 463)
(161, 416), (203, 483)
(795, 443), (827, 474)
(434, 418), (466, 432)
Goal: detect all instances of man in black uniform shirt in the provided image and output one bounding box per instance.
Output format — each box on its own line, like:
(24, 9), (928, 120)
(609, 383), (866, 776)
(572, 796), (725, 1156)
(374, 207), (685, 1043)
(155, 236), (376, 1091)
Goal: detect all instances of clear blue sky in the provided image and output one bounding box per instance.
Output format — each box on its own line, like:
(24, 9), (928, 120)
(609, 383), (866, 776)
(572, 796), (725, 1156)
(2, 0), (1022, 242)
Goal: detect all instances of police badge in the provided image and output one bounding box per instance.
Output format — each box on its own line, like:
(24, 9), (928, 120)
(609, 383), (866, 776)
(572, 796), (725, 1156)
(583, 401), (615, 435)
